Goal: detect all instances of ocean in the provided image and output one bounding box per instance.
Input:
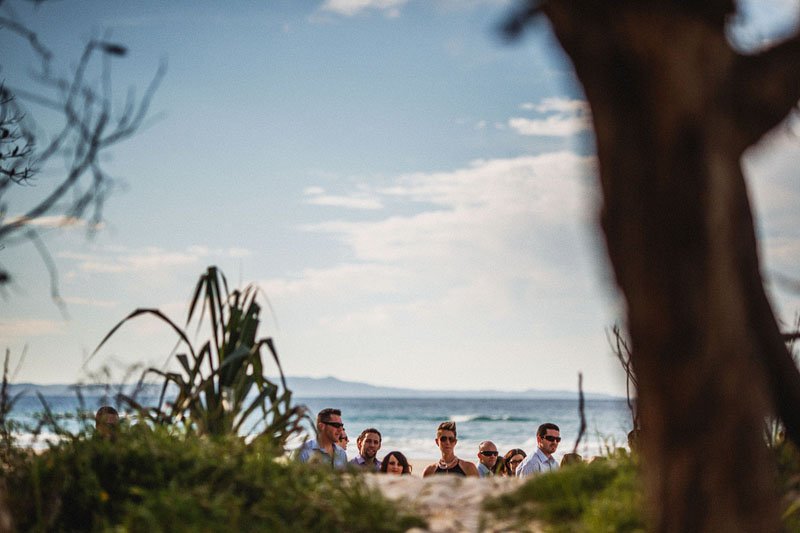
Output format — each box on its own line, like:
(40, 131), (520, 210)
(8, 391), (633, 461)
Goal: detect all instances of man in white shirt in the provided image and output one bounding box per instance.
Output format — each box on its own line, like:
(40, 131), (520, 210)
(516, 423), (561, 478)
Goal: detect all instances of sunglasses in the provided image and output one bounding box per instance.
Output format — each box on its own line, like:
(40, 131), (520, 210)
(508, 459), (523, 465)
(322, 421), (344, 429)
(479, 451), (499, 456)
(542, 435), (561, 443)
(438, 436), (457, 443)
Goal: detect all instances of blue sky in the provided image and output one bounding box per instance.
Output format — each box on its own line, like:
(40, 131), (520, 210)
(2, 0), (799, 395)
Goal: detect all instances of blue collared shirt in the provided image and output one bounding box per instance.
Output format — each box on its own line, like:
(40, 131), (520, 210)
(515, 447), (559, 478)
(296, 439), (348, 469)
(349, 454), (381, 471)
(477, 462), (494, 478)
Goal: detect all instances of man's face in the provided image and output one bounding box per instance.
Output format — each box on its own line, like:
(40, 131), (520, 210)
(318, 414), (343, 444)
(359, 432), (381, 460)
(96, 413), (119, 438)
(537, 428), (561, 456)
(477, 442), (498, 468)
(436, 430), (457, 454)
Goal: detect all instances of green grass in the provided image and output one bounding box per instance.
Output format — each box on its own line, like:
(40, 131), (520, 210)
(2, 425), (425, 532)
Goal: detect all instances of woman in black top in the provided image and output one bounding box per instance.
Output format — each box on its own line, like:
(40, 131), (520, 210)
(422, 421), (479, 477)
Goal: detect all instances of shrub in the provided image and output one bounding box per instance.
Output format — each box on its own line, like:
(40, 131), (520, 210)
(3, 425), (425, 532)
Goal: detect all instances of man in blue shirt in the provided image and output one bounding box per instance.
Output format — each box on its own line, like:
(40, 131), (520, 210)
(349, 428), (382, 471)
(296, 408), (348, 469)
(516, 422), (561, 478)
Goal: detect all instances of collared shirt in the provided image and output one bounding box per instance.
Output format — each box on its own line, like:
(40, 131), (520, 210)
(515, 447), (559, 478)
(477, 462), (494, 478)
(349, 454), (381, 471)
(296, 439), (348, 469)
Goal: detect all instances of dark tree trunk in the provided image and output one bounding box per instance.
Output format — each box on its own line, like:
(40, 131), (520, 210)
(507, 1), (800, 531)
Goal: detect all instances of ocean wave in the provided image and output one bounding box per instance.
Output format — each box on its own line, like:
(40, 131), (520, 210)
(449, 414), (534, 423)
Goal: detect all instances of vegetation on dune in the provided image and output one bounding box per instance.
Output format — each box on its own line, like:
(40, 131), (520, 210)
(483, 451), (645, 533)
(1, 425), (425, 532)
(0, 266), (426, 532)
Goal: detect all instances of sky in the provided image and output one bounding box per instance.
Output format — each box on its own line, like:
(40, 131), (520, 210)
(1, 0), (799, 396)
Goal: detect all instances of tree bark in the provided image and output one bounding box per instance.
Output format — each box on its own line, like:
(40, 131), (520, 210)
(521, 1), (800, 530)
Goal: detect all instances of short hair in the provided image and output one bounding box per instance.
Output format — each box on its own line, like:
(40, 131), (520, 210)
(437, 421), (457, 438)
(316, 408), (341, 425)
(357, 427), (382, 444)
(380, 451), (411, 474)
(537, 422), (560, 438)
(95, 405), (119, 423)
(478, 440), (496, 450)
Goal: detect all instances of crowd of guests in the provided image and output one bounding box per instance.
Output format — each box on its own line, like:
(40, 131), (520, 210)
(295, 408), (579, 478)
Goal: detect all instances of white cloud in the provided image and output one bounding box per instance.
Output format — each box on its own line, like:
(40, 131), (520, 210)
(522, 97), (588, 114)
(509, 116), (590, 137)
(61, 297), (118, 308)
(0, 319), (66, 338)
(57, 245), (253, 274)
(320, 0), (408, 17)
(304, 187), (384, 210)
(272, 152), (601, 328)
(510, 97), (591, 137)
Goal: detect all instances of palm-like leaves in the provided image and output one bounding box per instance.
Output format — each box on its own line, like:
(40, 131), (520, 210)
(94, 266), (307, 447)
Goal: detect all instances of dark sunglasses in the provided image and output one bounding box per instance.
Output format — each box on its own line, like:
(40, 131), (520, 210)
(322, 421), (344, 429)
(479, 451), (499, 456)
(438, 436), (457, 443)
(543, 435), (561, 442)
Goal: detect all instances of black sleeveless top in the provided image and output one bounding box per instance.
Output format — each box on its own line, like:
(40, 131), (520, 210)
(434, 461), (467, 476)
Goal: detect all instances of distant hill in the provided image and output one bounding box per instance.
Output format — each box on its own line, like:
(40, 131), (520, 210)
(7, 376), (622, 400)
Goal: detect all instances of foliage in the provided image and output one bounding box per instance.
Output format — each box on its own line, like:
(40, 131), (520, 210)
(94, 266), (308, 446)
(0, 1), (164, 295)
(483, 452), (646, 533)
(2, 425), (425, 532)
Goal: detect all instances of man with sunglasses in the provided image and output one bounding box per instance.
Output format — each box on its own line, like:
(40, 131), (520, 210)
(516, 422), (561, 478)
(296, 408), (348, 469)
(476, 441), (499, 477)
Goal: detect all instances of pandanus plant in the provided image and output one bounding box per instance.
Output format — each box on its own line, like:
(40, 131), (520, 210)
(94, 266), (307, 447)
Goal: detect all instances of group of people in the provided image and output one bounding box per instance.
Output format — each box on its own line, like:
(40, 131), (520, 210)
(296, 408), (577, 478)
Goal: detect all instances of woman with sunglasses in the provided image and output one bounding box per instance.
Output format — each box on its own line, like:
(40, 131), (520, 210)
(422, 421), (479, 477)
(502, 448), (527, 476)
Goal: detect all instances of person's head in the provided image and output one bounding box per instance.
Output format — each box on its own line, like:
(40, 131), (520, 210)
(627, 429), (640, 453)
(380, 451), (411, 475)
(356, 428), (382, 460)
(536, 422), (561, 456)
(435, 421), (458, 455)
(560, 452), (582, 467)
(338, 429), (349, 450)
(316, 408), (343, 446)
(477, 440), (498, 469)
(95, 405), (119, 438)
(503, 448), (527, 476)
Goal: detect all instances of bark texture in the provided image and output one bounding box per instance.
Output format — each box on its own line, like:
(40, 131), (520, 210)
(509, 1), (800, 531)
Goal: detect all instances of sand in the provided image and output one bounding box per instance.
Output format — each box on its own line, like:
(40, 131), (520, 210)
(365, 458), (541, 533)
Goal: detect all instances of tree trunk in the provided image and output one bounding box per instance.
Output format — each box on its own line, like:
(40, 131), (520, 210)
(523, 1), (800, 530)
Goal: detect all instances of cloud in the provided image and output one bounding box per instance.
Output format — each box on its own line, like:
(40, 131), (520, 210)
(0, 319), (66, 338)
(521, 97), (589, 114)
(61, 296), (118, 308)
(271, 151), (600, 326)
(510, 97), (591, 137)
(303, 187), (384, 210)
(57, 245), (252, 274)
(320, 0), (408, 17)
(509, 115), (590, 137)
